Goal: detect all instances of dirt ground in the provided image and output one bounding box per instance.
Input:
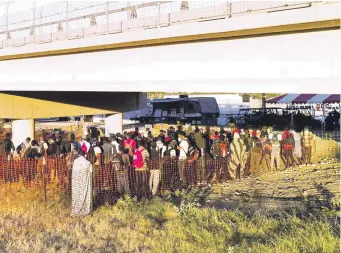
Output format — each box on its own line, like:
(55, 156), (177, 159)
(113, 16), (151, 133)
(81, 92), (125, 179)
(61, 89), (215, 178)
(205, 162), (340, 217)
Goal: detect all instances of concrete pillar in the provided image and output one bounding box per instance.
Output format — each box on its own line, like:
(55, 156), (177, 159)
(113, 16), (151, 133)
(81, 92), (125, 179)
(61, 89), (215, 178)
(105, 113), (122, 137)
(12, 119), (35, 149)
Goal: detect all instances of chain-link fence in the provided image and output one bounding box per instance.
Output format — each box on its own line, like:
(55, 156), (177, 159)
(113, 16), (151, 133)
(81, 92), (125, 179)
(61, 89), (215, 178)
(0, 1), (332, 48)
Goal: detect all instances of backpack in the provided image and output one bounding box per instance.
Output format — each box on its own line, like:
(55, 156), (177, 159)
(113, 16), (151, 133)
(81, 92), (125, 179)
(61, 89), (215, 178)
(16, 142), (24, 155)
(219, 142), (228, 157)
(112, 154), (122, 171)
(132, 149), (145, 169)
(112, 145), (118, 155)
(150, 147), (160, 159)
(71, 141), (79, 153)
(81, 142), (88, 155)
(285, 133), (295, 146)
(164, 147), (175, 157)
(124, 139), (134, 156)
(188, 146), (200, 162)
(63, 141), (72, 153)
(210, 141), (220, 158)
(271, 133), (279, 144)
(47, 142), (61, 156)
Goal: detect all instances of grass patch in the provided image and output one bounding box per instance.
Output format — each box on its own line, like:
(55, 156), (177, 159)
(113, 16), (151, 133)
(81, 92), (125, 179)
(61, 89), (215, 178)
(0, 185), (339, 253)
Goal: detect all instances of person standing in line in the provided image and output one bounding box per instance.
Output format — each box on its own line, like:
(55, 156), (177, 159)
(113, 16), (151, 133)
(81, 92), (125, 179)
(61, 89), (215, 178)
(270, 132), (281, 171)
(177, 131), (189, 187)
(291, 129), (302, 163)
(3, 133), (15, 156)
(229, 133), (247, 180)
(102, 137), (114, 164)
(132, 139), (150, 200)
(301, 127), (316, 166)
(194, 127), (206, 185)
(281, 128), (298, 169)
(71, 150), (93, 217)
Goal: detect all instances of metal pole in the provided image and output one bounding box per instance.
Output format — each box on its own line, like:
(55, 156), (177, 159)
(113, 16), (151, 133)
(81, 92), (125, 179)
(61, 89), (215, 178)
(262, 93), (266, 115)
(157, 1), (161, 28)
(106, 1), (109, 28)
(65, 1), (69, 33)
(5, 2), (9, 42)
(43, 157), (47, 202)
(226, 1), (232, 18)
(33, 1), (36, 43)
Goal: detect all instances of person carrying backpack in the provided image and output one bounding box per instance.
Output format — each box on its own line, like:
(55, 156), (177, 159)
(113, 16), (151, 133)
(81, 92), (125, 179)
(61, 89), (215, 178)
(25, 140), (42, 159)
(148, 140), (162, 196)
(123, 134), (136, 157)
(281, 128), (298, 169)
(102, 137), (114, 163)
(132, 139), (150, 200)
(115, 147), (130, 195)
(16, 137), (31, 157)
(177, 131), (189, 187)
(185, 141), (200, 187)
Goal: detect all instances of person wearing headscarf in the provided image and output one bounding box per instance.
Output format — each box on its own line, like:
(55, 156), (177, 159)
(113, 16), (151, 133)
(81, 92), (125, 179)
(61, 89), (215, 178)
(229, 133), (247, 180)
(71, 150), (93, 217)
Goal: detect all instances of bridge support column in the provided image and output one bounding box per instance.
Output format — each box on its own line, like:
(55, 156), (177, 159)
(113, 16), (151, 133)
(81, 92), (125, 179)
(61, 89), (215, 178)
(105, 114), (122, 137)
(12, 119), (35, 149)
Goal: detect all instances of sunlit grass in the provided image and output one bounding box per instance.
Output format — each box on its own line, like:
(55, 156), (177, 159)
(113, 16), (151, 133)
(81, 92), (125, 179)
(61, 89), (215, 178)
(0, 184), (339, 253)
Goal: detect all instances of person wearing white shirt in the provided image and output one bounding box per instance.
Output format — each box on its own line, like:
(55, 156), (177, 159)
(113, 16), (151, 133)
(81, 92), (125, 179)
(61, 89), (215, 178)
(177, 131), (189, 185)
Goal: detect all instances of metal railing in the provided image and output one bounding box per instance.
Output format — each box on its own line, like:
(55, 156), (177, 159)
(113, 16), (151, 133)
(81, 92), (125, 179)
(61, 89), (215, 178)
(0, 1), (332, 49)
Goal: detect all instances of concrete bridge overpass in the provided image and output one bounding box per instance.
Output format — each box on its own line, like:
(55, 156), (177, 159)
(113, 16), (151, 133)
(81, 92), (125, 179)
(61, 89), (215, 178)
(0, 1), (339, 145)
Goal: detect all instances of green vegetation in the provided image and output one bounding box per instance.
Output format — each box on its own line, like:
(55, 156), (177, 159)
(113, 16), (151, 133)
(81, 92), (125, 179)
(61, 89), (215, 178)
(0, 185), (339, 253)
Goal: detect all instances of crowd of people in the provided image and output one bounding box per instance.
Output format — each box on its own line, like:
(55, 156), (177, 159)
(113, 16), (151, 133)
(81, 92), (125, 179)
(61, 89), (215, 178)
(0, 124), (317, 217)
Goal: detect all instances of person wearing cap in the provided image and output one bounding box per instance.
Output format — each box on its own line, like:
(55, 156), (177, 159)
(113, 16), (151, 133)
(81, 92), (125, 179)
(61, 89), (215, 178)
(229, 132), (247, 180)
(177, 131), (189, 186)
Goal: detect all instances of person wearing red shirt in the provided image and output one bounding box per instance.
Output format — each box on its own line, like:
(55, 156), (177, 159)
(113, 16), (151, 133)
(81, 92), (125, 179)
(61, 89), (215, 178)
(123, 134), (137, 156)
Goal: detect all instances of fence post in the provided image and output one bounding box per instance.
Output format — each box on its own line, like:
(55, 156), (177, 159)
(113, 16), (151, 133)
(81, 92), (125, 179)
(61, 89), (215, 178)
(65, 1), (69, 34)
(157, 1), (161, 28)
(106, 1), (109, 33)
(226, 1), (232, 18)
(43, 157), (47, 202)
(32, 1), (36, 43)
(5, 2), (9, 44)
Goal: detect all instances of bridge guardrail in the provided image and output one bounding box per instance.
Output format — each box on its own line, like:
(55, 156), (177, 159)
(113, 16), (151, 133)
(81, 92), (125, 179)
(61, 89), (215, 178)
(0, 1), (333, 49)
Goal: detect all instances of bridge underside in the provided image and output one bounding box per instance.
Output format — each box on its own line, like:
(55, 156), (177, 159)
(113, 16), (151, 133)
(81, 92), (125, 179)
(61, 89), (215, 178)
(0, 92), (146, 119)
